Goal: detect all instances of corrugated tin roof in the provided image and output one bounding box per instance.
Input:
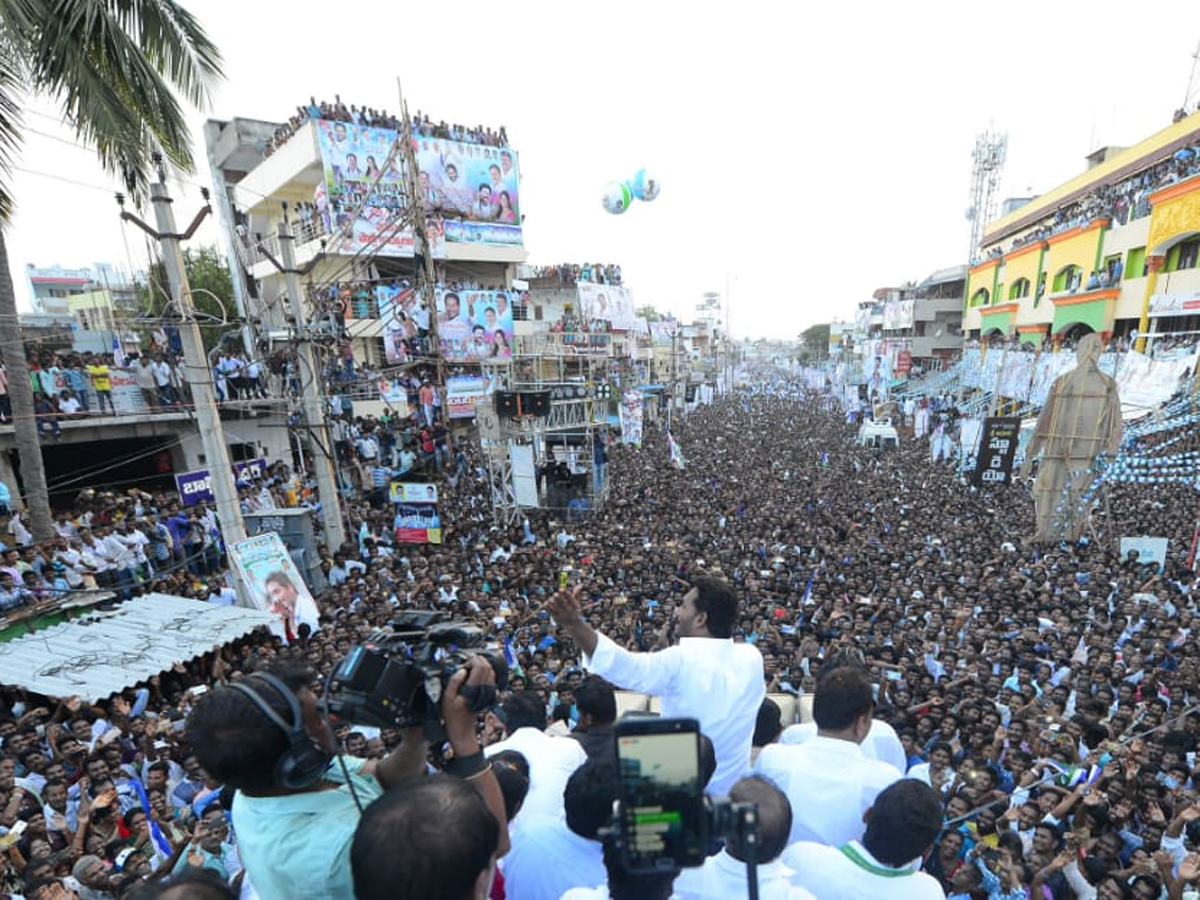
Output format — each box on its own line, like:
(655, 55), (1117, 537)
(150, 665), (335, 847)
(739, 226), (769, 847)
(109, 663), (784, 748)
(0, 594), (277, 702)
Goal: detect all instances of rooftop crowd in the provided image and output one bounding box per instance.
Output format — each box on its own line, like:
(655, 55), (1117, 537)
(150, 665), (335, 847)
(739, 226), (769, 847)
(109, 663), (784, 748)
(975, 137), (1200, 266)
(262, 96), (509, 158)
(2, 371), (1200, 898)
(526, 264), (623, 288)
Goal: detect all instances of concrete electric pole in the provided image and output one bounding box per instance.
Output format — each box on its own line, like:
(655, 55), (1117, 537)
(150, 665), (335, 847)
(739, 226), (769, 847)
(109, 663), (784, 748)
(272, 214), (346, 550)
(119, 161), (246, 548)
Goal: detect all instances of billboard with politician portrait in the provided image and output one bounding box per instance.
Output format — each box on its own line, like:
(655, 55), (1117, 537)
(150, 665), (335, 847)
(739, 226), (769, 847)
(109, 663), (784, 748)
(414, 137), (522, 245)
(227, 532), (320, 644)
(434, 288), (515, 362)
(577, 283), (640, 331)
(389, 482), (442, 544)
(314, 121), (523, 258)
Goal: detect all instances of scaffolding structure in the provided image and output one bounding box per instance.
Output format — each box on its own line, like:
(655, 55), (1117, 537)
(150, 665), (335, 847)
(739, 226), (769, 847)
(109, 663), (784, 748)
(479, 335), (612, 526)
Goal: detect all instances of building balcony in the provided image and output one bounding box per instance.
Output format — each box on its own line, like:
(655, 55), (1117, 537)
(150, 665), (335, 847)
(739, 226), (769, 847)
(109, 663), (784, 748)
(233, 121), (325, 214)
(912, 295), (964, 321)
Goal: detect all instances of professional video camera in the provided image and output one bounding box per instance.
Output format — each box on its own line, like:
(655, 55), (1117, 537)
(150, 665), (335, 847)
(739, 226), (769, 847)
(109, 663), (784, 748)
(323, 611), (507, 731)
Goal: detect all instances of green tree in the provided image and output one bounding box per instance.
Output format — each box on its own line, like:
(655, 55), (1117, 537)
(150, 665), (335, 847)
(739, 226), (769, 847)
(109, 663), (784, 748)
(140, 245), (234, 350)
(636, 304), (664, 323)
(0, 0), (222, 540)
(798, 323), (831, 361)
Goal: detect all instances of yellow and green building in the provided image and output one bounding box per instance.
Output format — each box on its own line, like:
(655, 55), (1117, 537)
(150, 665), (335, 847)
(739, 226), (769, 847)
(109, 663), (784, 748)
(964, 111), (1200, 344)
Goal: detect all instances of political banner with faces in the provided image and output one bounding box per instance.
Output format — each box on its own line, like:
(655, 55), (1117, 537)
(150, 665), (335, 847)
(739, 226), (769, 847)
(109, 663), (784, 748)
(314, 121), (523, 256)
(434, 288), (515, 362)
(414, 136), (522, 245)
(228, 532), (320, 643)
(577, 282), (641, 331)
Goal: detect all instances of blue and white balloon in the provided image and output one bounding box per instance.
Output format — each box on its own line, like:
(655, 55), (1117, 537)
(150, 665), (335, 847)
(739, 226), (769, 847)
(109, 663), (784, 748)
(631, 168), (660, 202)
(602, 181), (632, 215)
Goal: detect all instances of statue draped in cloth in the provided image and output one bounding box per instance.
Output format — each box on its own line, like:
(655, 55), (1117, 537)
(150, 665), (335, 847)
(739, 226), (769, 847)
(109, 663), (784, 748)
(1018, 334), (1122, 543)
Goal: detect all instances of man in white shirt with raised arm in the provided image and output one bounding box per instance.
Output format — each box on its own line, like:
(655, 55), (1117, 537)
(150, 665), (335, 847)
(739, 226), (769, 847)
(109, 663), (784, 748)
(548, 575), (764, 796)
(755, 665), (902, 846)
(784, 778), (945, 899)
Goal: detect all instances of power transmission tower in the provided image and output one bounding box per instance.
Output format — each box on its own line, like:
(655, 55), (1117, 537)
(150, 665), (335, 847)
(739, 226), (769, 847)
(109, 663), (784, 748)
(119, 160), (246, 551)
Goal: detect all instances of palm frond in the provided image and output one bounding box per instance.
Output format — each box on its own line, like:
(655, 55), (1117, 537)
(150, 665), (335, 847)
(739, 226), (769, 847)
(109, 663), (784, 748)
(0, 0), (223, 212)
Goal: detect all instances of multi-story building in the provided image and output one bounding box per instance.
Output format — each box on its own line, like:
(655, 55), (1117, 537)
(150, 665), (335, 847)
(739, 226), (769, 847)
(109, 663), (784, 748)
(963, 110), (1200, 345)
(21, 264), (143, 355)
(847, 267), (965, 378)
(204, 115), (527, 380)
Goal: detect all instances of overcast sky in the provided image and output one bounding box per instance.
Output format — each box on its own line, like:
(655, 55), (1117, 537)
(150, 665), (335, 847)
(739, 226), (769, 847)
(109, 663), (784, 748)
(5, 1), (1200, 338)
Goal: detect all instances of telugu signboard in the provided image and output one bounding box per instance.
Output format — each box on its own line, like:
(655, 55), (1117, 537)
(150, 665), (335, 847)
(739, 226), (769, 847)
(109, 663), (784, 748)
(971, 417), (1020, 488)
(1148, 290), (1200, 318)
(175, 458), (267, 506)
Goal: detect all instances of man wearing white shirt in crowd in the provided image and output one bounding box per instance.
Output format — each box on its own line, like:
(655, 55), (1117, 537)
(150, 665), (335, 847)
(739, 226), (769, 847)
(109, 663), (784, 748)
(784, 779), (946, 900)
(779, 648), (908, 773)
(548, 576), (764, 796)
(483, 692), (585, 821)
(907, 742), (955, 796)
(52, 511), (78, 540)
(498, 755), (609, 900)
(150, 355), (173, 404)
(755, 665), (902, 846)
(8, 510), (32, 546)
(674, 776), (816, 900)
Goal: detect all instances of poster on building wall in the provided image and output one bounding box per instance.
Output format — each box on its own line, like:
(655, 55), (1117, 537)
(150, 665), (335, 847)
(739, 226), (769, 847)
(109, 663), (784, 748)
(883, 300), (915, 331)
(446, 374), (498, 418)
(577, 283), (640, 331)
(431, 288), (515, 362)
(314, 120), (523, 256)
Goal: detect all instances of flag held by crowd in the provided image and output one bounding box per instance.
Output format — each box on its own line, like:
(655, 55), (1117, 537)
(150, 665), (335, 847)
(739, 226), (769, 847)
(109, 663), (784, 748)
(667, 431), (686, 470)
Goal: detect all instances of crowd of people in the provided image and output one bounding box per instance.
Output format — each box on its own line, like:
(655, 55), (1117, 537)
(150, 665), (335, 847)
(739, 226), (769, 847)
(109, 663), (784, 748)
(3, 372), (1200, 898)
(974, 139), (1200, 266)
(526, 264), (623, 288)
(262, 96), (509, 158)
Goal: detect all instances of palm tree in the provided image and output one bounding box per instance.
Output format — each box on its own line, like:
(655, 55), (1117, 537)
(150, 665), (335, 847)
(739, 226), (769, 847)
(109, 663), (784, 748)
(0, 0), (222, 540)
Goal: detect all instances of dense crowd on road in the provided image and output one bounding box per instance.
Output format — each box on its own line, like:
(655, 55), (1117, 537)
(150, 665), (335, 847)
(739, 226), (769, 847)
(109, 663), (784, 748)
(4, 376), (1200, 898)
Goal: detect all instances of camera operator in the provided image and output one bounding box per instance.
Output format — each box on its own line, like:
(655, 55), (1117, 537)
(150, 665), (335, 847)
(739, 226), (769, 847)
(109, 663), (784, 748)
(547, 577), (764, 794)
(185, 658), (508, 899)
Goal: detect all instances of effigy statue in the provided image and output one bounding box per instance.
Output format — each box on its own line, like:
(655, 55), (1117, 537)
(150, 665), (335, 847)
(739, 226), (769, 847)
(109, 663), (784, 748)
(1018, 334), (1123, 543)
